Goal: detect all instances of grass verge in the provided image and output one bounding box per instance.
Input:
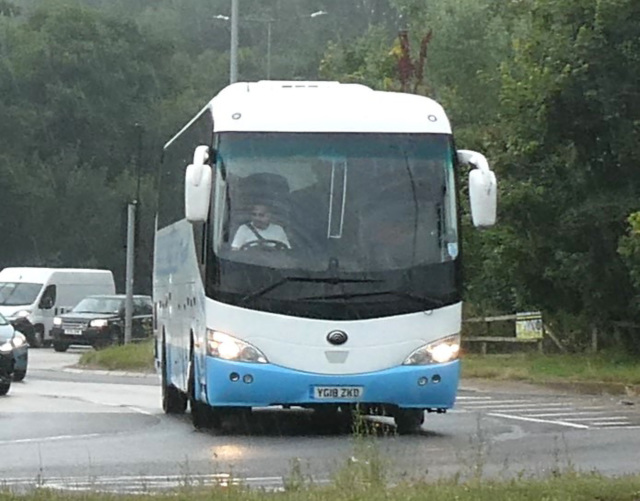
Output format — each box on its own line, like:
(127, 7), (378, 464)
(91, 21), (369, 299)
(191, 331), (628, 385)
(77, 340), (155, 372)
(3, 473), (640, 500)
(462, 351), (640, 387)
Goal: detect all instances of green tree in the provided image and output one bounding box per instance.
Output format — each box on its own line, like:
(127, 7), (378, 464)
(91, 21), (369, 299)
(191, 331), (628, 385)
(489, 0), (640, 349)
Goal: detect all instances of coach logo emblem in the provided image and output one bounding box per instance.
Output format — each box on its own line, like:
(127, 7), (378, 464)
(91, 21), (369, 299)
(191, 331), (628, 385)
(327, 330), (348, 346)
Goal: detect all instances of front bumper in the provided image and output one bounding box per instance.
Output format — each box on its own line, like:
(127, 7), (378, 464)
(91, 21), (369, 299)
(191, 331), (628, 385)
(12, 346), (28, 372)
(0, 352), (13, 384)
(51, 327), (110, 345)
(203, 358), (460, 409)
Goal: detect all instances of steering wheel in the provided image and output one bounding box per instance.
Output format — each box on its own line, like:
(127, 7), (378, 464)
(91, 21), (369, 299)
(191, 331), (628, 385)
(240, 239), (289, 251)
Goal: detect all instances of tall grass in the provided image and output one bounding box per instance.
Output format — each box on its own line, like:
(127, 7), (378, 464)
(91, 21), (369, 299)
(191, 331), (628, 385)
(3, 473), (640, 500)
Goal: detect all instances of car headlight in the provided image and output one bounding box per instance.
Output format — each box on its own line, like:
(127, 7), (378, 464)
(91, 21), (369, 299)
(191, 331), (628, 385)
(403, 334), (461, 365)
(0, 332), (27, 352)
(12, 310), (31, 319)
(206, 329), (268, 363)
(12, 332), (26, 348)
(89, 319), (109, 328)
(53, 317), (62, 326)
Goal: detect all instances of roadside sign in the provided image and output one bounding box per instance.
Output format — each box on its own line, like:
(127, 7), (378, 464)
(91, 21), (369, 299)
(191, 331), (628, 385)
(515, 311), (543, 340)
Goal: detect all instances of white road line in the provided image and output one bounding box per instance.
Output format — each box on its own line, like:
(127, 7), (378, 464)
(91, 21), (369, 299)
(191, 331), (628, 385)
(566, 415), (626, 421)
(589, 425), (640, 430)
(527, 408), (608, 417)
(461, 400), (537, 406)
(464, 403), (573, 411)
(487, 412), (590, 429)
(456, 396), (493, 401)
(0, 473), (311, 493)
(0, 433), (103, 446)
(592, 421), (633, 426)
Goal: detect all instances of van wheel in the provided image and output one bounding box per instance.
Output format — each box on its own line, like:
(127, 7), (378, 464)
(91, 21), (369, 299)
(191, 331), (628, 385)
(0, 382), (10, 396)
(53, 341), (69, 353)
(33, 325), (45, 348)
(394, 408), (425, 435)
(162, 343), (187, 414)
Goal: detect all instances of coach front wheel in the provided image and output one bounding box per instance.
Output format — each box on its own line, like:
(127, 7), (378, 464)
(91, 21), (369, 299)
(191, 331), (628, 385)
(393, 408), (425, 435)
(161, 343), (187, 414)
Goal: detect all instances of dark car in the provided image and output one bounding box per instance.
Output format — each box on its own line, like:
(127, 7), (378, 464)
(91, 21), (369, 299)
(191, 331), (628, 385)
(0, 312), (28, 382)
(0, 349), (12, 395)
(50, 294), (153, 352)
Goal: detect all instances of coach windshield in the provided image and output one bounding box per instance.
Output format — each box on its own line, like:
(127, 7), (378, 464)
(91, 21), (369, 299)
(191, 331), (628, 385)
(206, 132), (461, 320)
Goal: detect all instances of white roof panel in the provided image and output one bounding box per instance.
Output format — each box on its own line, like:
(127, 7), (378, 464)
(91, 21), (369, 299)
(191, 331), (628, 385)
(208, 81), (452, 134)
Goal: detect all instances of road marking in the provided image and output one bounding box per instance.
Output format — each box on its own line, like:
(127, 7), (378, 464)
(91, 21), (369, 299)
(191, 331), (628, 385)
(464, 403), (573, 411)
(527, 408), (608, 417)
(487, 412), (590, 429)
(0, 433), (103, 446)
(566, 415), (625, 421)
(0, 473), (318, 493)
(589, 425), (640, 430)
(462, 399), (531, 406)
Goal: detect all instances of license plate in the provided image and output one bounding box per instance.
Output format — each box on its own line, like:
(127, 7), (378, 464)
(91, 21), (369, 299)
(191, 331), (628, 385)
(64, 329), (82, 335)
(312, 386), (364, 400)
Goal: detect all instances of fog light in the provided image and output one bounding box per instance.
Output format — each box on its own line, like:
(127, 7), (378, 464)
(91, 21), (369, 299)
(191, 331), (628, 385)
(230, 372), (240, 382)
(243, 374), (253, 384)
(418, 377), (428, 386)
(432, 374), (441, 384)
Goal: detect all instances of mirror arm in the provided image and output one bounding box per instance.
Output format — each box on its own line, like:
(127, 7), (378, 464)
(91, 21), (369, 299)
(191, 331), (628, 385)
(457, 149), (490, 172)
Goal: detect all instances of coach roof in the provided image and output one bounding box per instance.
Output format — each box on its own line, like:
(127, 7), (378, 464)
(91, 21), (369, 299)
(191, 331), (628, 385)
(207, 81), (452, 135)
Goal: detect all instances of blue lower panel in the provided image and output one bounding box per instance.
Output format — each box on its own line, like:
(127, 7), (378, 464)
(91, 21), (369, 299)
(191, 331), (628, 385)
(205, 358), (460, 409)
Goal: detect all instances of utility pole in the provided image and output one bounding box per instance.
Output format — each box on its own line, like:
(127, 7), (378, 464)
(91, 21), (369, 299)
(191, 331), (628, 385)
(124, 124), (143, 345)
(230, 0), (239, 83)
(266, 20), (272, 80)
(124, 200), (136, 344)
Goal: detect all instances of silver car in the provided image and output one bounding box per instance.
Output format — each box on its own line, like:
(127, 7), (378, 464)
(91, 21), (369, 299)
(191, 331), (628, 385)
(0, 312), (28, 382)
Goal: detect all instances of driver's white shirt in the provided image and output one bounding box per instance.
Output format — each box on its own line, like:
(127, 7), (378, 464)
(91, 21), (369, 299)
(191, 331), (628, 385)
(231, 223), (291, 250)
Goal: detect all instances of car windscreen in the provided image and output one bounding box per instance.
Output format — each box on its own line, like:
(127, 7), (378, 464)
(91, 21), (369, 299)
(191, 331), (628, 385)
(72, 297), (122, 314)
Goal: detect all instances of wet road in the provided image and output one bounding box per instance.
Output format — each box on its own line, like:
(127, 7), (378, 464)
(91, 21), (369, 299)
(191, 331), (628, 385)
(1, 348), (639, 493)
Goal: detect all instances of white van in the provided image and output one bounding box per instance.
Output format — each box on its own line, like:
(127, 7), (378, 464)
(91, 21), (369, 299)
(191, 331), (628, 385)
(0, 267), (116, 346)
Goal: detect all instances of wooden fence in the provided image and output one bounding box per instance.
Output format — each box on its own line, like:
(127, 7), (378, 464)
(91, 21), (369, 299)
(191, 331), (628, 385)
(463, 312), (566, 354)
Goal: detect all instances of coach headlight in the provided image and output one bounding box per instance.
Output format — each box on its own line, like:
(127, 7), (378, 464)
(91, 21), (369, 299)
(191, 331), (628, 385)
(403, 334), (461, 365)
(206, 330), (268, 363)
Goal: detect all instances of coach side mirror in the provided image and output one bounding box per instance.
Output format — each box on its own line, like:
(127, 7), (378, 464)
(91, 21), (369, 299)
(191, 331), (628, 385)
(458, 150), (497, 228)
(185, 145), (213, 222)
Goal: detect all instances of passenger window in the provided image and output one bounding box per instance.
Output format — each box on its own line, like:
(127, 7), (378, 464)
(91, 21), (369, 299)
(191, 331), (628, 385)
(39, 285), (56, 309)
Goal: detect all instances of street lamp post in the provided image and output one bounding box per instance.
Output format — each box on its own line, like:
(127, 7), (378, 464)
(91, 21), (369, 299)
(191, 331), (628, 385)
(214, 10), (327, 82)
(230, 0), (238, 83)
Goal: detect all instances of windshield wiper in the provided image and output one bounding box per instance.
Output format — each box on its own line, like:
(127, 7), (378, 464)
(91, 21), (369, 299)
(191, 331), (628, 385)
(298, 290), (445, 310)
(242, 276), (381, 302)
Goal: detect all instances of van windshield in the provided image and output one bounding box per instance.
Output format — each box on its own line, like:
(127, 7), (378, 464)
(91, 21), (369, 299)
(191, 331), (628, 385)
(0, 282), (43, 306)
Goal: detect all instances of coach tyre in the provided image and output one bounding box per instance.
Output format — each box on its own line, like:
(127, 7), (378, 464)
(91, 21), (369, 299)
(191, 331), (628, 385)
(189, 354), (213, 429)
(394, 408), (425, 435)
(161, 340), (187, 414)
